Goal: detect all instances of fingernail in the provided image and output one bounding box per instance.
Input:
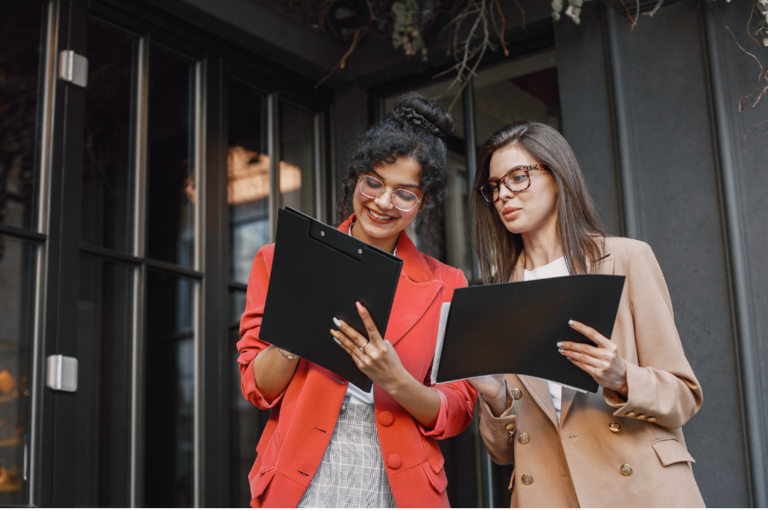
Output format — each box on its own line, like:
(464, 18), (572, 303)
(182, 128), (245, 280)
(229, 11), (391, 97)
(330, 329), (340, 338)
(566, 357), (571, 360)
(356, 301), (363, 310)
(333, 337), (342, 346)
(558, 348), (564, 353)
(556, 342), (563, 347)
(333, 317), (341, 327)
(568, 320), (575, 325)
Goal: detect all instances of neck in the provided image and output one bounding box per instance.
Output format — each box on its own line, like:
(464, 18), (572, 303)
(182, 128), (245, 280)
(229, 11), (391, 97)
(520, 213), (562, 271)
(350, 220), (399, 254)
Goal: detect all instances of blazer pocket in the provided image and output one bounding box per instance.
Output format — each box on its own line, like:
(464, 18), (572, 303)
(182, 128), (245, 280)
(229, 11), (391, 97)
(250, 466), (277, 499)
(421, 461), (448, 494)
(651, 438), (696, 467)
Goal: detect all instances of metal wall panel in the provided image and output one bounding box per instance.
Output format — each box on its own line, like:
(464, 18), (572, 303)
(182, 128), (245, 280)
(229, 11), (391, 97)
(556, 0), (753, 505)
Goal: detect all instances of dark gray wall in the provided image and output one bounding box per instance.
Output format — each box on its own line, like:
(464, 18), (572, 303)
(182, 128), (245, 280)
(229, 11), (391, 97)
(556, 0), (767, 506)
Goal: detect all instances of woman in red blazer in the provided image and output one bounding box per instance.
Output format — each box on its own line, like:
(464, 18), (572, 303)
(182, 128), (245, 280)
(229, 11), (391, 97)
(237, 93), (477, 508)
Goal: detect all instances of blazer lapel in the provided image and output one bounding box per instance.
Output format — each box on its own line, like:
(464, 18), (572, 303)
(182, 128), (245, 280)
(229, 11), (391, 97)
(384, 231), (442, 346)
(560, 242), (615, 426)
(519, 375), (560, 429)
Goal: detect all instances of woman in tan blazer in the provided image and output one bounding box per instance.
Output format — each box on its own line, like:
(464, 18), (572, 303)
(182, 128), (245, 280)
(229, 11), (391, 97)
(467, 121), (705, 507)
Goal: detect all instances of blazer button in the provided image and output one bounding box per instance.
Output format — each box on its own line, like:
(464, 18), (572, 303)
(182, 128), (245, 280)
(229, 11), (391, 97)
(609, 422), (621, 433)
(621, 464), (633, 476)
(625, 411), (636, 418)
(511, 388), (523, 400)
(378, 411), (394, 426)
(647, 417), (657, 423)
(505, 423), (514, 431)
(518, 432), (530, 444)
(637, 414), (646, 420)
(521, 474), (534, 485)
(387, 454), (402, 469)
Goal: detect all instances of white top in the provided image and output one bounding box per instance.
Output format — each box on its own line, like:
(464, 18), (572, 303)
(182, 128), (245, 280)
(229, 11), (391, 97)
(523, 256), (569, 422)
(343, 224), (398, 406)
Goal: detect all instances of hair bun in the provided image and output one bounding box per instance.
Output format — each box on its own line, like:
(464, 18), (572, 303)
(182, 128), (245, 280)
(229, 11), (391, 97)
(389, 92), (456, 139)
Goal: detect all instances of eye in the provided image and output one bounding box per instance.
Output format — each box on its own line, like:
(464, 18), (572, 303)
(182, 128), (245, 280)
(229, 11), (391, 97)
(510, 171), (527, 182)
(395, 190), (417, 202)
(364, 176), (382, 188)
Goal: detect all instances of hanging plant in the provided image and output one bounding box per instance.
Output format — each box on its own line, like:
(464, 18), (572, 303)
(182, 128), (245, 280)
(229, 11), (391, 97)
(391, 0), (429, 60)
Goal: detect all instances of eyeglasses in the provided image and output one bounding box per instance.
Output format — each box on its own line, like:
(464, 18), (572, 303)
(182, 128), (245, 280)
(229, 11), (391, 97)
(358, 174), (422, 212)
(477, 164), (549, 203)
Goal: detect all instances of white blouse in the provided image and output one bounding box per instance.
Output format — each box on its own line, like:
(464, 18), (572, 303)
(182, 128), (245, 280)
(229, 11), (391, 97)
(523, 256), (569, 422)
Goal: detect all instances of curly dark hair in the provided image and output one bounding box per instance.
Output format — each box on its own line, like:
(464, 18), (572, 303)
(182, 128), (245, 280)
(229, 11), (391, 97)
(337, 92), (455, 257)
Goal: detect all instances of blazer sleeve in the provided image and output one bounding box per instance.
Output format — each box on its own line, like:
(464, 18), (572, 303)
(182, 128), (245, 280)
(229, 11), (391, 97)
(418, 268), (479, 440)
(236, 244), (286, 410)
(477, 383), (516, 465)
(603, 242), (703, 429)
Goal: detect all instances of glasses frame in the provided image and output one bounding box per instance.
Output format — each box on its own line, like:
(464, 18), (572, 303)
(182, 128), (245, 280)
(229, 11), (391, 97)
(477, 164), (549, 203)
(357, 174), (422, 212)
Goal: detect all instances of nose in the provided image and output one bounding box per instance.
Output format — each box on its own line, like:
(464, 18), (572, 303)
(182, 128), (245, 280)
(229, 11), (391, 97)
(497, 182), (515, 201)
(374, 189), (395, 210)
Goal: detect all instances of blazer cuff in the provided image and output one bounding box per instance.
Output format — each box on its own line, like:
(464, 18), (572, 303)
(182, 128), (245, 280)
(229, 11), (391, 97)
(604, 361), (655, 420)
(240, 357), (285, 410)
(418, 388), (450, 437)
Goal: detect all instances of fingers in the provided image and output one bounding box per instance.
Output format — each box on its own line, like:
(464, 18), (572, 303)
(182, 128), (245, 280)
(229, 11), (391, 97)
(568, 320), (611, 348)
(558, 341), (603, 360)
(334, 317), (368, 349)
(331, 329), (369, 367)
(356, 302), (384, 345)
(561, 347), (608, 369)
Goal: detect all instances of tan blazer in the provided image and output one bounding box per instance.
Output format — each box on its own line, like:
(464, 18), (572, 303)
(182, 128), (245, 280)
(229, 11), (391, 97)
(478, 236), (705, 508)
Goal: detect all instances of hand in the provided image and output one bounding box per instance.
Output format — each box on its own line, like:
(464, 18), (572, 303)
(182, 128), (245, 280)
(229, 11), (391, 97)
(466, 375), (508, 417)
(331, 302), (408, 392)
(559, 320), (629, 396)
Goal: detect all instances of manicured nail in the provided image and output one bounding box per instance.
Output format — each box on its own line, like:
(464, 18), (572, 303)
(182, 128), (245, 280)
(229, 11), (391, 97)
(356, 301), (364, 311)
(332, 337), (342, 346)
(330, 329), (340, 338)
(558, 348), (564, 353)
(566, 357), (571, 360)
(568, 320), (575, 325)
(333, 317), (341, 327)
(556, 342), (563, 348)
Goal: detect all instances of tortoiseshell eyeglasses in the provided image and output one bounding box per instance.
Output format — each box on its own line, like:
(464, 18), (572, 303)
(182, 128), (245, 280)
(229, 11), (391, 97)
(477, 164), (549, 203)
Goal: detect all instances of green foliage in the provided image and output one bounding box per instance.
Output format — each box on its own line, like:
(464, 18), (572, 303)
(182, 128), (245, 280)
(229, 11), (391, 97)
(391, 0), (428, 61)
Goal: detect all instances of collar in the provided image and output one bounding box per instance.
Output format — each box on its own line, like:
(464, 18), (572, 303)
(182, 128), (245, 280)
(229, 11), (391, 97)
(337, 214), (434, 284)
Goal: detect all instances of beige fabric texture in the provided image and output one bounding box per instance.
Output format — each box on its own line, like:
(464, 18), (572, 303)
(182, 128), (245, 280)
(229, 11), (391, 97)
(478, 236), (705, 508)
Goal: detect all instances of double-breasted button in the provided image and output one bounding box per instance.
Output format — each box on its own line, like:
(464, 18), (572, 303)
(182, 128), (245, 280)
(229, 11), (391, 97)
(621, 464), (633, 476)
(518, 432), (530, 444)
(609, 422), (621, 433)
(647, 417), (657, 423)
(387, 454), (402, 469)
(378, 411), (394, 426)
(511, 388), (523, 400)
(521, 474), (534, 485)
(505, 422), (514, 431)
(626, 411), (636, 418)
(507, 435), (515, 445)
(637, 414), (646, 420)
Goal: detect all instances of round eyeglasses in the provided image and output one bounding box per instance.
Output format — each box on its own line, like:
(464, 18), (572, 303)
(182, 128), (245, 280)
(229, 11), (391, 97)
(358, 175), (422, 212)
(477, 164), (549, 203)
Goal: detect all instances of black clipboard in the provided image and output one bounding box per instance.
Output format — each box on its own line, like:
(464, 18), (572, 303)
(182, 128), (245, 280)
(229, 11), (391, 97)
(431, 275), (625, 393)
(259, 208), (403, 391)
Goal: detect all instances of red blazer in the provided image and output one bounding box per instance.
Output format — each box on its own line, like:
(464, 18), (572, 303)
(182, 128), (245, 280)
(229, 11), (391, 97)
(237, 215), (477, 508)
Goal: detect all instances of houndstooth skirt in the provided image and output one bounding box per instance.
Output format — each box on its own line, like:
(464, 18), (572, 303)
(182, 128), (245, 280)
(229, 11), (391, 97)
(297, 398), (397, 508)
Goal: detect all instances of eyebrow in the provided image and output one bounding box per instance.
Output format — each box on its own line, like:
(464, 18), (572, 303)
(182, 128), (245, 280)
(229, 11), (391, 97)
(369, 169), (420, 189)
(489, 164), (528, 179)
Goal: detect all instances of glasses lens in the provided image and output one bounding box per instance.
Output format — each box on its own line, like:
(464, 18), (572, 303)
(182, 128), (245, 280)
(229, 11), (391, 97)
(392, 189), (419, 211)
(359, 175), (383, 198)
(504, 168), (529, 191)
(479, 181), (499, 202)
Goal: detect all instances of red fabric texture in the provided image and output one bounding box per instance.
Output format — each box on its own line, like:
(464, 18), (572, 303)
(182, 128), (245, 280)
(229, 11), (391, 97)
(236, 215), (477, 508)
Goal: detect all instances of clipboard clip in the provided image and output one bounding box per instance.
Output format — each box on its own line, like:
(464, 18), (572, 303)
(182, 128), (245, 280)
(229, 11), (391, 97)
(308, 218), (364, 262)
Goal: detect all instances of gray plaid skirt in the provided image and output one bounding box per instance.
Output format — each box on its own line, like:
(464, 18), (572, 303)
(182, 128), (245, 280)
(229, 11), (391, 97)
(298, 398), (397, 508)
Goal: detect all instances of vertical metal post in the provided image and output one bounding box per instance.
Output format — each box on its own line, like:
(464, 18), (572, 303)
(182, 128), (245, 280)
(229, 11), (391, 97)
(314, 112), (326, 222)
(701, 1), (767, 506)
(267, 93), (280, 241)
(130, 34), (150, 509)
(463, 80), (482, 282)
(605, 7), (642, 240)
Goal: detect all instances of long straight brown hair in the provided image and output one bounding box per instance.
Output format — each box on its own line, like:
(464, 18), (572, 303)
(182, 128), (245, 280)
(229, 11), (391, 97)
(470, 121), (606, 284)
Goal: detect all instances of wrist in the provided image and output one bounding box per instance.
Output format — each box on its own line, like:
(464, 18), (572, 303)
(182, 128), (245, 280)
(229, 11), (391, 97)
(381, 367), (417, 398)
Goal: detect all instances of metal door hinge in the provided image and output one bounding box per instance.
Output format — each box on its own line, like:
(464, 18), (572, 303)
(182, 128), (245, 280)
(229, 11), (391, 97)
(46, 355), (78, 392)
(58, 50), (88, 88)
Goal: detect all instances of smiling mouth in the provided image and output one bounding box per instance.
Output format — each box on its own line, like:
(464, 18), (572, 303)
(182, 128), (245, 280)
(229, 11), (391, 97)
(367, 208), (396, 221)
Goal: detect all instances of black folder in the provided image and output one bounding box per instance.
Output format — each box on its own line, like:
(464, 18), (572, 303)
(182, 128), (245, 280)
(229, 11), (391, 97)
(259, 208), (403, 391)
(431, 275), (625, 393)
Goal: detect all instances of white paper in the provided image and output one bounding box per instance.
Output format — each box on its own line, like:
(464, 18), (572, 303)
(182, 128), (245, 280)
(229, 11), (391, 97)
(430, 302), (452, 386)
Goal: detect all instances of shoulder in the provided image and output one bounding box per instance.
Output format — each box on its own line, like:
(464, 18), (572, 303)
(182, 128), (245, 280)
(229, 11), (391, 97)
(421, 253), (468, 288)
(604, 236), (653, 263)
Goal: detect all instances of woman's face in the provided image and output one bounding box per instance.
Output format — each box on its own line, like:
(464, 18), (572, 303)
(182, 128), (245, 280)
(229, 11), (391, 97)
(488, 144), (558, 235)
(352, 156), (423, 242)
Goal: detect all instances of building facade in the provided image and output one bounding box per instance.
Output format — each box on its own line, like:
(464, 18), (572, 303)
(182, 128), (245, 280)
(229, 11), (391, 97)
(0, 0), (766, 506)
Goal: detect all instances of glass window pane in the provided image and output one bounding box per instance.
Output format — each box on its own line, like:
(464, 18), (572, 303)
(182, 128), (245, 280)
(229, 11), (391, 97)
(228, 288), (269, 507)
(473, 49), (560, 146)
(81, 19), (135, 252)
(0, 1), (45, 231)
(75, 256), (133, 506)
(147, 47), (195, 268)
(144, 270), (195, 507)
(228, 81), (267, 283)
(279, 103), (314, 215)
(0, 236), (36, 505)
